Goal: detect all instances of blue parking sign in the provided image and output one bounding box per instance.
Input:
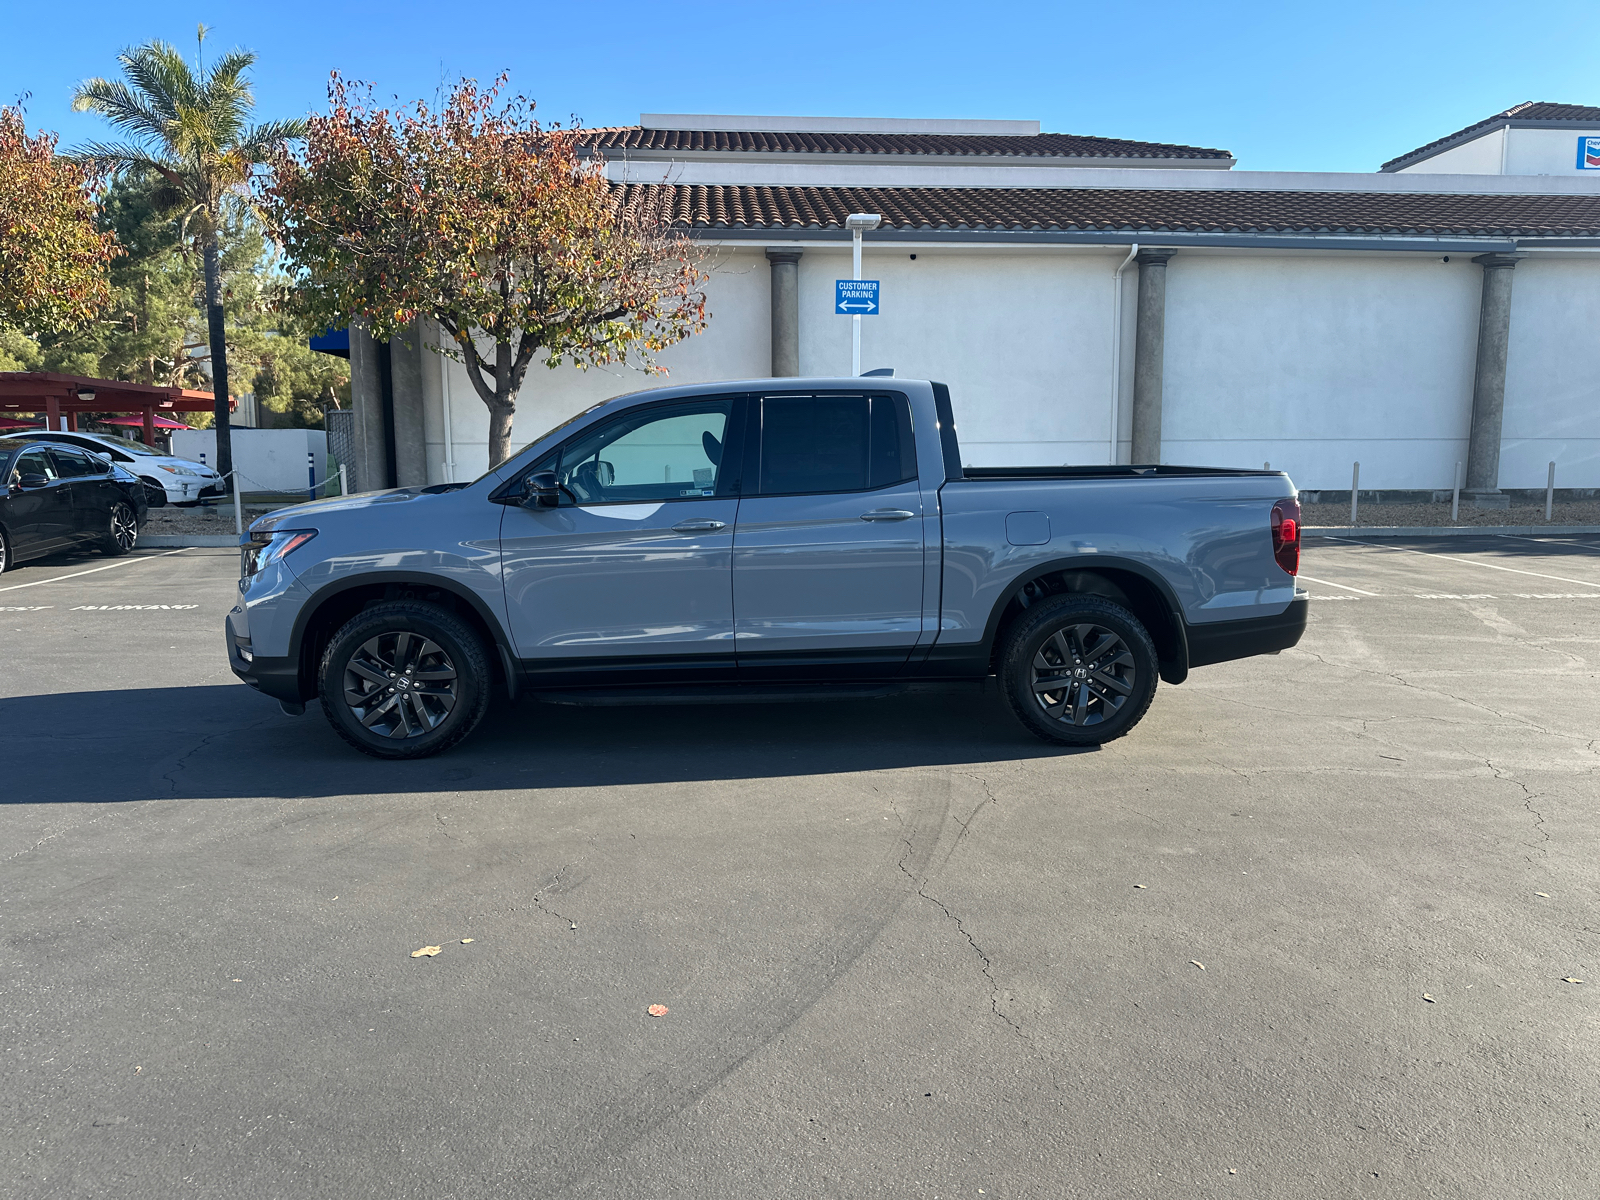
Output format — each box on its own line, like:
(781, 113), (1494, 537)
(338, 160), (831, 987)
(836, 279), (880, 314)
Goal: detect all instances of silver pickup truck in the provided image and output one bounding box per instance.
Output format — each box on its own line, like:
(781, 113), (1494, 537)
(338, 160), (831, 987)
(227, 378), (1306, 758)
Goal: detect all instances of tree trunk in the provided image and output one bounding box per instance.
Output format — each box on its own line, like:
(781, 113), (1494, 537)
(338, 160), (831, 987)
(487, 400), (517, 469)
(201, 233), (232, 492)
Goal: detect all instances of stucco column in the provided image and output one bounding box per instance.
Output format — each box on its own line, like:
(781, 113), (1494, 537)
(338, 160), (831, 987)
(1130, 249), (1176, 464)
(389, 318), (429, 487)
(1463, 252), (1524, 505)
(348, 320), (387, 494)
(766, 247), (803, 377)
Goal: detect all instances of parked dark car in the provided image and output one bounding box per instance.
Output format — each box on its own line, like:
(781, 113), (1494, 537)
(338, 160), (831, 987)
(0, 435), (151, 574)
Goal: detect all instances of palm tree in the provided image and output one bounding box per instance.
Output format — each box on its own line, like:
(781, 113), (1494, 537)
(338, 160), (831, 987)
(71, 28), (306, 488)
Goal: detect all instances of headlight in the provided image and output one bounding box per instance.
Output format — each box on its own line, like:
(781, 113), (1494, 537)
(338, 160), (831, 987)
(159, 464), (200, 477)
(241, 528), (318, 577)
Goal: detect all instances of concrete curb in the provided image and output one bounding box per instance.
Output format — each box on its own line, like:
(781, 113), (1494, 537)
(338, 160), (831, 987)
(142, 534), (239, 548)
(1306, 525), (1600, 538)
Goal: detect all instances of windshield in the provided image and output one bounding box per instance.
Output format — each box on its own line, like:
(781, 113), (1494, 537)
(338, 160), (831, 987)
(91, 433), (164, 456)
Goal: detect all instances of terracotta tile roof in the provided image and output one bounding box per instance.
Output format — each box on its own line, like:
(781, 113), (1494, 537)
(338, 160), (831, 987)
(1381, 101), (1600, 171)
(617, 183), (1600, 238)
(583, 126), (1231, 161)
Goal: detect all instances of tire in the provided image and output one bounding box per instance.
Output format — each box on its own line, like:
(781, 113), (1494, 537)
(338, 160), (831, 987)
(0, 526), (10, 575)
(101, 502), (138, 556)
(999, 594), (1159, 746)
(318, 601), (492, 759)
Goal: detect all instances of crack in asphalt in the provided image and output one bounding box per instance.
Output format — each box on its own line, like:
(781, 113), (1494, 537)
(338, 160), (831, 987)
(891, 792), (1025, 1040)
(432, 812), (462, 844)
(4, 809), (123, 863)
(1487, 759), (1552, 867)
(532, 864), (582, 932)
(1289, 647), (1599, 754)
(159, 718), (277, 796)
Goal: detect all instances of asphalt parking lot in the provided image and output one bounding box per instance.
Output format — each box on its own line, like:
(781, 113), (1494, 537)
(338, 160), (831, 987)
(2, 536), (1597, 1199)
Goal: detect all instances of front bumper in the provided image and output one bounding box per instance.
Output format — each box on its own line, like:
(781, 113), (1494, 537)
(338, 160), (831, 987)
(227, 633), (306, 703)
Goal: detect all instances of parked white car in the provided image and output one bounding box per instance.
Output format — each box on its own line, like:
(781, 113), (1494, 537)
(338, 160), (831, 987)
(23, 431), (225, 505)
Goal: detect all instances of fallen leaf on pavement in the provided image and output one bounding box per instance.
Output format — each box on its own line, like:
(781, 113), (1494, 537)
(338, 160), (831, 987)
(1534, 892), (1550, 898)
(1190, 960), (1205, 970)
(1562, 977), (1584, 984)
(1133, 884), (1147, 889)
(411, 946), (442, 958)
(647, 1004), (669, 1017)
(1422, 993), (1435, 1002)
(461, 938), (474, 944)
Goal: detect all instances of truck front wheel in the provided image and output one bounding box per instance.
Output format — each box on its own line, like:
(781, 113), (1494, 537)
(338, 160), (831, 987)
(999, 595), (1158, 746)
(318, 600), (492, 759)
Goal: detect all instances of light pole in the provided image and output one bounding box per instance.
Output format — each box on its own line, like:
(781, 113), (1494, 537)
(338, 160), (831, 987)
(844, 213), (881, 376)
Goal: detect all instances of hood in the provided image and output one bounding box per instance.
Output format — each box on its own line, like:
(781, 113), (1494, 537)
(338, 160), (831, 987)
(246, 485), (450, 534)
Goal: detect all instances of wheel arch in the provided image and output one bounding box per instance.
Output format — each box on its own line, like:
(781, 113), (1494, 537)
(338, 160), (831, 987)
(287, 572), (518, 703)
(980, 555), (1190, 685)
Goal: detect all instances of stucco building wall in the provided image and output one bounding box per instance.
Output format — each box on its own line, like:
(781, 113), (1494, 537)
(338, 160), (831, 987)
(409, 243), (1600, 493)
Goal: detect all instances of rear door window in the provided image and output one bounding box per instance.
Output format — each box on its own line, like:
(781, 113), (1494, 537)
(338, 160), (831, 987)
(756, 394), (916, 496)
(49, 447), (107, 477)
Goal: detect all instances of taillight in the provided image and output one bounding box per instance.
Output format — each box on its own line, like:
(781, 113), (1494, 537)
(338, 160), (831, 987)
(1271, 499), (1300, 576)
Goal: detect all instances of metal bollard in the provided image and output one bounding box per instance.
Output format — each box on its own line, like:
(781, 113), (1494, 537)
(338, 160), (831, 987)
(1451, 461), (1463, 523)
(1350, 462), (1360, 526)
(308, 450), (316, 501)
(339, 464), (348, 496)
(232, 473), (243, 540)
(1547, 461), (1556, 523)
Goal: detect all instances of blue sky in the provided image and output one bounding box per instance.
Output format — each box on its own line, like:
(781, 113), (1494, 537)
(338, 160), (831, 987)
(5, 0), (1598, 172)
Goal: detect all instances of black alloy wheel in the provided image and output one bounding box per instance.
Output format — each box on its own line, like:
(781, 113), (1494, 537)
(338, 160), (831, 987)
(0, 526), (10, 575)
(319, 600), (491, 759)
(103, 502), (138, 555)
(999, 594), (1158, 746)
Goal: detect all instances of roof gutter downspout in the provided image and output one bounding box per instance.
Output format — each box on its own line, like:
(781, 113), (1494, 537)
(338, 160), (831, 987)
(1108, 243), (1139, 464)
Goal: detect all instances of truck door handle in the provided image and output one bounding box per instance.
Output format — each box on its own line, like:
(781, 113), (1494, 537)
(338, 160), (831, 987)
(671, 518), (727, 532)
(860, 509), (915, 521)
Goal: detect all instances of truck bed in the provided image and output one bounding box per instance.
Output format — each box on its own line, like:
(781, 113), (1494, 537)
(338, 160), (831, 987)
(957, 465), (1284, 481)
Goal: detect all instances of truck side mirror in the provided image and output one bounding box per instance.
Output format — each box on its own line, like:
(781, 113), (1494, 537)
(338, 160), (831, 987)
(522, 470), (564, 508)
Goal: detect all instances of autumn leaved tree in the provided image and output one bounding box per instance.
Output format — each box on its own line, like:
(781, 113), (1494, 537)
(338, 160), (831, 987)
(0, 106), (118, 339)
(261, 75), (708, 466)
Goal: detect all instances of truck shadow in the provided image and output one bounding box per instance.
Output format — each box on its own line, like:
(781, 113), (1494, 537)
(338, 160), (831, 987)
(2, 682), (1093, 805)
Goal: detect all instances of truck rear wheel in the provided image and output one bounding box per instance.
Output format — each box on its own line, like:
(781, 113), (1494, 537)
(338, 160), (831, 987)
(999, 595), (1158, 746)
(319, 601), (491, 759)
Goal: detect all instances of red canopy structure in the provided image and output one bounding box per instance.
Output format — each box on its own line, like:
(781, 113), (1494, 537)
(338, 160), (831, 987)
(101, 413), (192, 430)
(0, 372), (232, 446)
(0, 415), (39, 429)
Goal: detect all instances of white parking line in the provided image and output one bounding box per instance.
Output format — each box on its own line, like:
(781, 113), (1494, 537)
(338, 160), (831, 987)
(0, 548), (190, 593)
(1333, 539), (1600, 589)
(1497, 534), (1600, 552)
(1298, 574), (1380, 595)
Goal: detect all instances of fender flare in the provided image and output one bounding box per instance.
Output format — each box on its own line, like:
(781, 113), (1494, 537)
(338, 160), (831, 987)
(287, 570), (519, 700)
(975, 553), (1190, 684)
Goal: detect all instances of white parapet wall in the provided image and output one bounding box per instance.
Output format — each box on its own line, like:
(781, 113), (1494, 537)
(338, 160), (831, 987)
(171, 427), (330, 495)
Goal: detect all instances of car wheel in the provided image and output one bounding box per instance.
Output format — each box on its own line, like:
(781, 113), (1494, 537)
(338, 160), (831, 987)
(999, 594), (1158, 746)
(102, 502), (138, 556)
(0, 526), (10, 575)
(318, 601), (492, 759)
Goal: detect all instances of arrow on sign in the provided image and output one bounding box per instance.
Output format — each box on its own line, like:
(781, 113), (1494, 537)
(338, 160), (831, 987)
(839, 300), (878, 311)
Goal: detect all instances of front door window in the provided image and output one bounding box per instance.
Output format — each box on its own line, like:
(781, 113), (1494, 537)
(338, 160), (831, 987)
(556, 402), (732, 505)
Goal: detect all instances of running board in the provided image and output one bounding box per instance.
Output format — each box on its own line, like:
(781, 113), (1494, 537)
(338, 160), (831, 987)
(530, 683), (909, 707)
